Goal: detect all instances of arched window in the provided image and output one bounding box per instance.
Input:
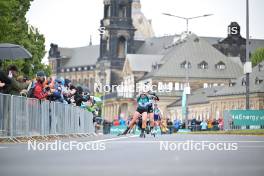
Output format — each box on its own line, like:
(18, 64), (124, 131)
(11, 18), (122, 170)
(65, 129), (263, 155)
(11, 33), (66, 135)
(180, 61), (191, 69)
(104, 5), (111, 18)
(242, 77), (246, 86)
(258, 64), (263, 71)
(117, 36), (127, 58)
(119, 5), (126, 18)
(255, 77), (263, 85)
(215, 61), (226, 70)
(198, 61), (208, 69)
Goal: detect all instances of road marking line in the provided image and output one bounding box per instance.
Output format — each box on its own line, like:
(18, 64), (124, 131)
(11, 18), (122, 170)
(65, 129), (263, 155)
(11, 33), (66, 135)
(104, 140), (264, 144)
(239, 146), (264, 148)
(0, 146), (8, 149)
(87, 135), (138, 143)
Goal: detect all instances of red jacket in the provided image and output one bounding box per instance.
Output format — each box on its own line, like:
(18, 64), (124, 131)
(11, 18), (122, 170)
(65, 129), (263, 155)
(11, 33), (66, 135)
(34, 82), (48, 100)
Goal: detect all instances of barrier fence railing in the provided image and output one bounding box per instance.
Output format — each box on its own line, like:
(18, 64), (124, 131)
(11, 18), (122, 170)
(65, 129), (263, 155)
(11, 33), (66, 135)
(0, 93), (94, 137)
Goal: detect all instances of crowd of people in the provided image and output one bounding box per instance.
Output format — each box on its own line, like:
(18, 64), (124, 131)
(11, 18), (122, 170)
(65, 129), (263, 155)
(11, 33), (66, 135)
(0, 65), (100, 116)
(110, 115), (225, 135)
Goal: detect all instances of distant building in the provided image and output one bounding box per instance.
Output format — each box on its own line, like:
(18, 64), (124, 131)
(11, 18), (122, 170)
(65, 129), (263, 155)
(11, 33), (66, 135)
(48, 0), (264, 121)
(167, 61), (264, 121)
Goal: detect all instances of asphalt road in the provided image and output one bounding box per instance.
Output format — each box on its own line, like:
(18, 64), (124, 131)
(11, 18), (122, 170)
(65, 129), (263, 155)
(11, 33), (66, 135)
(0, 134), (264, 176)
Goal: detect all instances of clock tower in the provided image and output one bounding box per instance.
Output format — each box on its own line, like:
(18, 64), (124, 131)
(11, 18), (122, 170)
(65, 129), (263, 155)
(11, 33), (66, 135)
(96, 0), (136, 86)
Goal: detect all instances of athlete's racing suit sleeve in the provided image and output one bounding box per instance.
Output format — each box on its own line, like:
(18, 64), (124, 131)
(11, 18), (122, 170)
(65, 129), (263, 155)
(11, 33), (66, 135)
(148, 91), (159, 101)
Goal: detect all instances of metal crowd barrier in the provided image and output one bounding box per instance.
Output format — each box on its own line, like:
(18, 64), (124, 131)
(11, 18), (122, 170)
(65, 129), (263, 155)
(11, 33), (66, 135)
(0, 93), (94, 137)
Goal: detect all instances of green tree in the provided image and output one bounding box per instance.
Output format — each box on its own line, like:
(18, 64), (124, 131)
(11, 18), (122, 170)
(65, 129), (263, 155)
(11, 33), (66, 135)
(0, 0), (51, 78)
(251, 48), (264, 67)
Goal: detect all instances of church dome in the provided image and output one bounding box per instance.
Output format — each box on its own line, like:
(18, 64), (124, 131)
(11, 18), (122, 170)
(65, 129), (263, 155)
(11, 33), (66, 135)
(132, 0), (155, 41)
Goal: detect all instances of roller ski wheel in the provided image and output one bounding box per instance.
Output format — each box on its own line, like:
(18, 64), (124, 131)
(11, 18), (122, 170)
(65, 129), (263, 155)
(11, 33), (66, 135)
(140, 132), (146, 138)
(152, 133), (156, 137)
(117, 133), (125, 136)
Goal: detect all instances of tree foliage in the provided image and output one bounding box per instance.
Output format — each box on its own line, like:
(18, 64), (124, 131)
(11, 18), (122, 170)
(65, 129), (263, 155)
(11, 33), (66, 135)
(0, 0), (51, 78)
(251, 48), (264, 67)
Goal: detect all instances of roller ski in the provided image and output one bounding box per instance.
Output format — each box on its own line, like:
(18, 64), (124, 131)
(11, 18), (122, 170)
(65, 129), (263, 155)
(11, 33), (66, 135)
(139, 129), (146, 138)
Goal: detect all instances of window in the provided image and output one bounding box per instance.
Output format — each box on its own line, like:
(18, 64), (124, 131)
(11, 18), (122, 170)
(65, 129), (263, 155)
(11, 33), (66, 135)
(166, 82), (173, 91)
(106, 38), (110, 51)
(175, 82), (180, 91)
(180, 61), (191, 69)
(78, 67), (82, 71)
(84, 67), (88, 71)
(255, 77), (263, 85)
(105, 5), (111, 18)
(203, 83), (208, 88)
(72, 68), (76, 72)
(229, 82), (235, 87)
(242, 77), (246, 86)
(215, 61), (226, 70)
(119, 5), (126, 18)
(66, 68), (70, 72)
(198, 61), (208, 69)
(158, 82), (164, 92)
(117, 36), (127, 58)
(213, 83), (218, 87)
(179, 83), (184, 90)
(259, 64), (264, 71)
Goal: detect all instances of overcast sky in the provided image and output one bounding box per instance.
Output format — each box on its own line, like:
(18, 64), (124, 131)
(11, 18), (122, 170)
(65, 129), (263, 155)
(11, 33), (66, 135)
(26, 0), (264, 60)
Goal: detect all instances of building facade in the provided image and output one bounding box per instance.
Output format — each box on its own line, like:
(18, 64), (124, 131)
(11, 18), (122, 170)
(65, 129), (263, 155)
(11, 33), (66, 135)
(48, 0), (264, 122)
(167, 62), (264, 122)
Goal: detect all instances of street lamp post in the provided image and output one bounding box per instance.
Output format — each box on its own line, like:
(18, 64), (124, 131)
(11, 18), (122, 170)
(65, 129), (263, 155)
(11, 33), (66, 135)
(162, 13), (213, 129)
(162, 13), (213, 33)
(245, 0), (250, 110)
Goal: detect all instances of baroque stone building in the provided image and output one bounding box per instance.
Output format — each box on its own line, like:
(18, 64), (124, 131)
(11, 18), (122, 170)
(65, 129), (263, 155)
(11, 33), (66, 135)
(48, 0), (264, 122)
(167, 61), (264, 121)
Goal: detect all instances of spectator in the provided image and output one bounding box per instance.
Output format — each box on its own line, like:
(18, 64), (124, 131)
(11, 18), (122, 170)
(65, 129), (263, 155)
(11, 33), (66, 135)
(191, 118), (197, 131)
(49, 78), (64, 102)
(173, 119), (180, 132)
(160, 118), (168, 134)
(212, 118), (219, 130)
(74, 86), (87, 106)
(119, 118), (126, 126)
(33, 71), (50, 100)
(0, 70), (11, 94)
(207, 118), (213, 130)
(0, 81), (5, 88)
(113, 119), (120, 126)
(218, 118), (224, 130)
(200, 120), (208, 131)
(167, 118), (173, 134)
(3, 65), (29, 95)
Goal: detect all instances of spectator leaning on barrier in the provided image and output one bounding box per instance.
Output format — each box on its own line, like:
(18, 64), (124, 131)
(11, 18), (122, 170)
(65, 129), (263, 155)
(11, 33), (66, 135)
(0, 70), (11, 93)
(0, 81), (4, 88)
(49, 78), (64, 103)
(33, 71), (51, 100)
(74, 86), (87, 106)
(5, 65), (29, 95)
